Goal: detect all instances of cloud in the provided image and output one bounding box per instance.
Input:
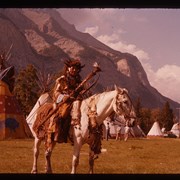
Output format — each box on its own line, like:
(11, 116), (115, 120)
(96, 33), (180, 103)
(84, 26), (99, 36)
(97, 33), (149, 62)
(59, 9), (180, 104)
(144, 64), (180, 103)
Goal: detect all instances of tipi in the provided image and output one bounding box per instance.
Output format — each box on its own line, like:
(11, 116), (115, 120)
(0, 80), (32, 140)
(0, 46), (32, 140)
(170, 122), (180, 138)
(147, 121), (163, 137)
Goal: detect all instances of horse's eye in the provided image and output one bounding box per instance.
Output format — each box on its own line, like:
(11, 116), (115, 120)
(123, 100), (127, 104)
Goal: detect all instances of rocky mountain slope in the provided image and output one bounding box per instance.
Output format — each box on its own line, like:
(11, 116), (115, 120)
(0, 8), (179, 112)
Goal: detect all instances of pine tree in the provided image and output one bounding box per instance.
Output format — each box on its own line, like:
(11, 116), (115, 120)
(160, 101), (174, 131)
(13, 64), (40, 116)
(134, 97), (142, 119)
(140, 108), (151, 134)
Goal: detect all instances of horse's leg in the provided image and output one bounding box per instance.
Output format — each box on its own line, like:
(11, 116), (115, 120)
(116, 132), (120, 141)
(124, 126), (130, 141)
(31, 137), (42, 174)
(71, 136), (82, 174)
(88, 149), (96, 174)
(44, 141), (56, 173)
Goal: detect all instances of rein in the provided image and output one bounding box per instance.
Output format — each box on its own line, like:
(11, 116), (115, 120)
(115, 90), (136, 119)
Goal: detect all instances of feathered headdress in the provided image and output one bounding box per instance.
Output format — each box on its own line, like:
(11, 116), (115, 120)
(64, 59), (85, 69)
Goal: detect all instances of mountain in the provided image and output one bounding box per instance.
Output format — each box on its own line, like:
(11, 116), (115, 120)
(0, 8), (179, 112)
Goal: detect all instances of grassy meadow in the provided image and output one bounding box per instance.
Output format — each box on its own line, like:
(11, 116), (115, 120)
(0, 137), (180, 174)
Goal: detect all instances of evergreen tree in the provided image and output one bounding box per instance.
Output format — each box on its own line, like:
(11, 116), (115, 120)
(160, 101), (174, 131)
(13, 64), (40, 116)
(140, 108), (151, 134)
(151, 108), (161, 123)
(134, 97), (142, 119)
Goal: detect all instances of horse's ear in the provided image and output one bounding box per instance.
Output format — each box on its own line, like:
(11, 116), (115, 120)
(114, 84), (118, 91)
(114, 85), (124, 94)
(123, 88), (128, 94)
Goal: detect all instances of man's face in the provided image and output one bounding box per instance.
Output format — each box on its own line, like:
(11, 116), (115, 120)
(68, 66), (79, 76)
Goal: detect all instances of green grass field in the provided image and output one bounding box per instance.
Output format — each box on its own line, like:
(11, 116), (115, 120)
(0, 137), (180, 174)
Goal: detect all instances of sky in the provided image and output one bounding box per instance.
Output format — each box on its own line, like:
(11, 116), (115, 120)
(58, 8), (180, 105)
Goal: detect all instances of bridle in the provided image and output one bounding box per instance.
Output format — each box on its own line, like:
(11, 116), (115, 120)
(115, 90), (136, 120)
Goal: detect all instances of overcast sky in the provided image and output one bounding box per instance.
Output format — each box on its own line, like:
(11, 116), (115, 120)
(58, 8), (180, 104)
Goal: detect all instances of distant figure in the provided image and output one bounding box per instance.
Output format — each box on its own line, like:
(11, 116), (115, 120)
(105, 122), (111, 141)
(161, 127), (166, 133)
(115, 125), (122, 141)
(124, 119), (135, 141)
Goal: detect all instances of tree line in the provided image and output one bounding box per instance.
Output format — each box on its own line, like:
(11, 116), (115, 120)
(12, 64), (176, 134)
(134, 97), (175, 134)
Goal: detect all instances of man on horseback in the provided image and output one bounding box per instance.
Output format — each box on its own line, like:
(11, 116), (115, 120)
(48, 59), (86, 143)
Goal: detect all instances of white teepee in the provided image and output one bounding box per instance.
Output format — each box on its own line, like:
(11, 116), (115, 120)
(170, 123), (180, 138)
(147, 121), (163, 137)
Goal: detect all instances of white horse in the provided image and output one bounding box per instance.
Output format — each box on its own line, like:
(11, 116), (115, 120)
(30, 85), (136, 174)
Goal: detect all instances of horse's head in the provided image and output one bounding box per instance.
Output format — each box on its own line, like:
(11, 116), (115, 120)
(113, 85), (136, 127)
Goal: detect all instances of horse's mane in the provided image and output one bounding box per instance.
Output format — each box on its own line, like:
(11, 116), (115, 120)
(83, 89), (115, 105)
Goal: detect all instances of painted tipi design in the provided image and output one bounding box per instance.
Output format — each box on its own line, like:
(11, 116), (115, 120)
(0, 46), (32, 140)
(0, 80), (32, 140)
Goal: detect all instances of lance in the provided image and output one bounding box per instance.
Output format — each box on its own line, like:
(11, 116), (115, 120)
(34, 62), (102, 129)
(70, 62), (101, 98)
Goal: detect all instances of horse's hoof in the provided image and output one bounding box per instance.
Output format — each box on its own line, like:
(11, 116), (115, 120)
(31, 169), (37, 174)
(45, 171), (52, 174)
(45, 170), (53, 174)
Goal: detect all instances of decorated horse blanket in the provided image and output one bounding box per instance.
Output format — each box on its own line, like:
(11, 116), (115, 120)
(32, 100), (73, 140)
(32, 103), (53, 139)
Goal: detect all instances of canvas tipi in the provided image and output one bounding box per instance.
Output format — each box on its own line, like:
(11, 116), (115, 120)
(0, 80), (32, 140)
(170, 122), (180, 138)
(0, 46), (32, 140)
(147, 121), (163, 137)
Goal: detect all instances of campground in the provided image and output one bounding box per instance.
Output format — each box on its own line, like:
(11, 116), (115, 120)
(0, 137), (180, 174)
